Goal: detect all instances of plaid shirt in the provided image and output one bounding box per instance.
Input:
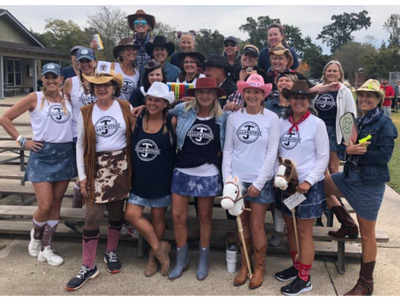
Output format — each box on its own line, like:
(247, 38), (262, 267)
(225, 90), (243, 109)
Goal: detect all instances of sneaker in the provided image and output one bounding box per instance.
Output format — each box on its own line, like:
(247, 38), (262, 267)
(268, 235), (282, 247)
(38, 245), (64, 266)
(28, 228), (41, 257)
(275, 265), (298, 282)
(66, 265), (99, 291)
(104, 251), (121, 274)
(64, 220), (84, 235)
(281, 275), (313, 296)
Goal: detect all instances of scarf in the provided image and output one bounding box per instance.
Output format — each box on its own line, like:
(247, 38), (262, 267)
(357, 107), (382, 131)
(288, 110), (311, 133)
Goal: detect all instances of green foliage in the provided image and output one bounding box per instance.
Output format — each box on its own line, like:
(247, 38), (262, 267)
(317, 10), (371, 53)
(302, 39), (331, 79)
(153, 21), (179, 50)
(383, 14), (400, 49)
(195, 29), (225, 58)
(360, 47), (400, 79)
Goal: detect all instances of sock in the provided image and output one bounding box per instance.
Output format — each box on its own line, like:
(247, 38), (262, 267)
(74, 183), (80, 190)
(32, 219), (47, 240)
(41, 220), (59, 251)
(290, 251), (300, 270)
(83, 229), (100, 269)
(298, 261), (312, 282)
(107, 219), (123, 253)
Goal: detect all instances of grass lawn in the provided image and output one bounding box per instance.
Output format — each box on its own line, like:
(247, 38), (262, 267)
(388, 112), (400, 193)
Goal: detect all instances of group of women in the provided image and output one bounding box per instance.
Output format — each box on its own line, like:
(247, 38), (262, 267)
(0, 8), (398, 297)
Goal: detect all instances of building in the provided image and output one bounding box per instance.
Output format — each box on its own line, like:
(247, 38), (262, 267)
(0, 9), (70, 99)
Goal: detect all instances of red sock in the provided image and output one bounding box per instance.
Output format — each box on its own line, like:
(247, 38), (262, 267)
(298, 261), (312, 282)
(83, 229), (100, 269)
(290, 251), (300, 270)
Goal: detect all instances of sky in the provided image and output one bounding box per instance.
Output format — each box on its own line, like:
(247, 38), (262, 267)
(2, 2), (400, 55)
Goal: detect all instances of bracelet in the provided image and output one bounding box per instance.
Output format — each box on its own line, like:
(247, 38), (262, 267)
(19, 137), (27, 147)
(16, 135), (22, 142)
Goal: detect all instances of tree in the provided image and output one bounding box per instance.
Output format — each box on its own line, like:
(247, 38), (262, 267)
(317, 10), (371, 53)
(383, 14), (400, 48)
(302, 39), (331, 79)
(153, 20), (179, 50)
(195, 29), (225, 58)
(361, 47), (400, 79)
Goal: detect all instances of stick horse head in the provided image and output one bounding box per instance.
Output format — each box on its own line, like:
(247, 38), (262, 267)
(274, 155), (299, 198)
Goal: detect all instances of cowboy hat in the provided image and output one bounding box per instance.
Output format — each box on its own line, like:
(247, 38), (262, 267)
(126, 9), (156, 31)
(269, 43), (294, 68)
(145, 36), (175, 58)
(142, 82), (174, 104)
(356, 79), (385, 103)
(237, 74), (272, 96)
(282, 80), (318, 99)
(202, 54), (233, 73)
(113, 37), (141, 59)
(83, 61), (123, 89)
(186, 77), (226, 98)
(177, 52), (205, 68)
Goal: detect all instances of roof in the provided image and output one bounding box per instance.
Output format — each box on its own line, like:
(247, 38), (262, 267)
(0, 41), (69, 60)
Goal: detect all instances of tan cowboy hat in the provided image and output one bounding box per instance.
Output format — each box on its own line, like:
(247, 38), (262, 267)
(282, 80), (318, 99)
(269, 43), (294, 68)
(83, 61), (123, 89)
(127, 9), (156, 31)
(113, 37), (141, 59)
(356, 79), (385, 103)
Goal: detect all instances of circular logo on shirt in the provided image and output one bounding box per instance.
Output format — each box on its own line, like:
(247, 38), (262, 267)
(315, 94), (336, 111)
(94, 116), (121, 137)
(236, 121), (262, 144)
(280, 130), (301, 150)
(80, 92), (97, 106)
(121, 78), (135, 95)
(187, 124), (214, 146)
(135, 139), (161, 162)
(47, 104), (71, 123)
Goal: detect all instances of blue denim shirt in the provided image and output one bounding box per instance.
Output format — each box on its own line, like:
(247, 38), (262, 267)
(338, 113), (398, 184)
(164, 62), (181, 82)
(169, 103), (228, 150)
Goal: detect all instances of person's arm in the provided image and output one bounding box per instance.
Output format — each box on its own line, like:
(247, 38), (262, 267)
(63, 78), (73, 101)
(311, 82), (340, 95)
(171, 116), (177, 133)
(76, 112), (87, 182)
(253, 116), (280, 191)
(222, 113), (235, 182)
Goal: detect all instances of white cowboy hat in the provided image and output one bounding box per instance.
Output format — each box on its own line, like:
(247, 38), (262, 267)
(142, 82), (174, 104)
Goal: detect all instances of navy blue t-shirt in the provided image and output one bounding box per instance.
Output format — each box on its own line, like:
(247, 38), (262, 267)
(314, 91), (338, 128)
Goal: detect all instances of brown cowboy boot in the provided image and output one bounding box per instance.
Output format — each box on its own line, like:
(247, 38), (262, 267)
(345, 260), (375, 296)
(234, 238), (253, 286)
(144, 251), (158, 277)
(329, 205), (359, 239)
(153, 241), (171, 276)
(249, 243), (267, 289)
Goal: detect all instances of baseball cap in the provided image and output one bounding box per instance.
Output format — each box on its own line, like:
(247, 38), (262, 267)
(41, 63), (62, 76)
(76, 48), (96, 61)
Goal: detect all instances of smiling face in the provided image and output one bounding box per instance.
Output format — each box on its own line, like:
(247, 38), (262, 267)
(183, 56), (198, 75)
(148, 68), (164, 85)
(120, 47), (138, 63)
(357, 91), (381, 115)
(179, 34), (195, 52)
(42, 73), (62, 92)
(241, 53), (257, 69)
(134, 17), (149, 35)
(224, 41), (239, 56)
(288, 95), (310, 116)
(324, 63), (341, 84)
(153, 46), (168, 63)
(93, 82), (115, 101)
(271, 54), (288, 73)
(268, 28), (283, 48)
(195, 89), (217, 110)
(277, 76), (294, 93)
(204, 66), (224, 82)
(243, 88), (265, 109)
(146, 95), (168, 116)
(78, 58), (96, 76)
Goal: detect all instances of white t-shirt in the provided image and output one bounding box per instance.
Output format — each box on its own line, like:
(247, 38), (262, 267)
(114, 63), (139, 101)
(222, 108), (280, 191)
(29, 92), (73, 143)
(176, 74), (206, 86)
(69, 76), (97, 138)
(278, 114), (329, 185)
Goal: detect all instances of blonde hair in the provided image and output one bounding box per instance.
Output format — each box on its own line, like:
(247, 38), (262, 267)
(321, 60), (345, 83)
(184, 90), (223, 119)
(40, 83), (69, 114)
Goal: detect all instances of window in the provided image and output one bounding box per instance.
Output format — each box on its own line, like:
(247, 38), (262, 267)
(6, 59), (22, 87)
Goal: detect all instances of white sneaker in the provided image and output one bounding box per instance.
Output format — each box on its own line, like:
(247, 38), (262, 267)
(28, 228), (41, 257)
(38, 246), (64, 266)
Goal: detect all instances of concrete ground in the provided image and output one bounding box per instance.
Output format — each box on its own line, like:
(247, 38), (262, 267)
(1, 96), (400, 295)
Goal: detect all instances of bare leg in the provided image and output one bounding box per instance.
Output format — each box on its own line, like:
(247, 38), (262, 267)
(171, 193), (190, 248)
(249, 202), (268, 250)
(33, 182), (54, 222)
(197, 197), (214, 248)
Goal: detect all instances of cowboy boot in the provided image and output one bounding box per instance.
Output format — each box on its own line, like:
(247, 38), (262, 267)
(328, 205), (359, 239)
(234, 238), (253, 286)
(345, 259), (375, 296)
(168, 244), (190, 280)
(196, 244), (210, 281)
(144, 251), (158, 277)
(153, 241), (171, 277)
(249, 243), (267, 290)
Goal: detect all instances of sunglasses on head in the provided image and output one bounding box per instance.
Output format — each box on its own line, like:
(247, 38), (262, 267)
(224, 42), (236, 47)
(134, 20), (147, 26)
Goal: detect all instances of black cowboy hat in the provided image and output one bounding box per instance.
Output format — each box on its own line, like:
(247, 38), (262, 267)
(177, 52), (205, 68)
(282, 80), (318, 99)
(202, 54), (233, 73)
(145, 36), (175, 58)
(113, 38), (141, 59)
(126, 9), (156, 31)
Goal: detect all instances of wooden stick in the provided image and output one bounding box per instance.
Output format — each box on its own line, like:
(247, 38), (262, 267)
(237, 215), (252, 278)
(291, 208), (300, 260)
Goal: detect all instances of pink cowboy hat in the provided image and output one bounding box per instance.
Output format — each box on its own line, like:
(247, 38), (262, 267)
(237, 74), (272, 96)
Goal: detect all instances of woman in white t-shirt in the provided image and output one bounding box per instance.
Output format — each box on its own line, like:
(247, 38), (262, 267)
(222, 74), (279, 290)
(274, 80), (329, 296)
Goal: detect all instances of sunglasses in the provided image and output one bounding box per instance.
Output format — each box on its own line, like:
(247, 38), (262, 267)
(134, 20), (147, 26)
(95, 83), (113, 88)
(224, 42), (236, 47)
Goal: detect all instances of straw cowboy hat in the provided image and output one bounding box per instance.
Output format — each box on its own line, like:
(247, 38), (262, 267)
(142, 82), (175, 104)
(237, 74), (272, 96)
(83, 61), (123, 89)
(269, 43), (294, 68)
(127, 9), (156, 31)
(202, 54), (233, 73)
(177, 51), (205, 67)
(186, 77), (226, 98)
(356, 79), (386, 103)
(145, 36), (175, 57)
(282, 80), (318, 99)
(113, 37), (141, 59)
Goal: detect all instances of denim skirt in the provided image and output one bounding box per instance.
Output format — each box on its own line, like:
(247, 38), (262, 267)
(25, 142), (77, 183)
(331, 169), (385, 221)
(276, 180), (327, 219)
(127, 193), (171, 208)
(171, 168), (222, 197)
(326, 125), (338, 152)
(243, 180), (275, 205)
